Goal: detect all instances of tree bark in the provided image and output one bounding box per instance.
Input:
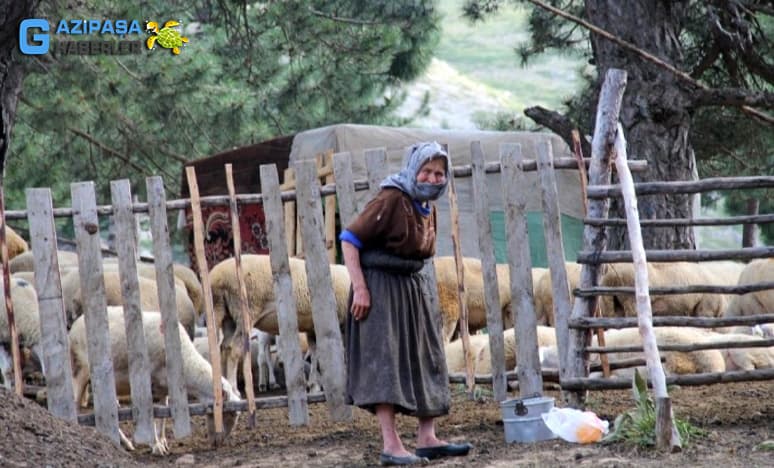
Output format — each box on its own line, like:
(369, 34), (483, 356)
(585, 0), (697, 250)
(1, 0), (39, 175)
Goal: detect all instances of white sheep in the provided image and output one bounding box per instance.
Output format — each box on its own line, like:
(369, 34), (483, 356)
(103, 259), (204, 320)
(210, 254), (350, 392)
(703, 332), (774, 371)
(0, 277), (44, 388)
(9, 249), (79, 275)
(61, 269), (196, 338)
(444, 326), (557, 375)
(723, 259), (774, 321)
(68, 306), (241, 454)
(533, 262), (583, 326)
(560, 327), (727, 377)
(433, 256), (514, 343)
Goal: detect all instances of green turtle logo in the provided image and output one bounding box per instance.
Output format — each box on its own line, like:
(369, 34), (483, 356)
(146, 20), (189, 55)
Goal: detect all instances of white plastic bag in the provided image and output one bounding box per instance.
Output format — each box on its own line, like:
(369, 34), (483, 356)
(541, 407), (609, 444)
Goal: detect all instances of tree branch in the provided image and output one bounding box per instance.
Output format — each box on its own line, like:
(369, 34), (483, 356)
(693, 88), (774, 109)
(523, 105), (591, 158)
(523, 0), (774, 126)
(307, 7), (380, 25)
(67, 127), (148, 174)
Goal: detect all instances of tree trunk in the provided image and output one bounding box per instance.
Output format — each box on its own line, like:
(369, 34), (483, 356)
(586, 1), (696, 250)
(1, 0), (39, 175)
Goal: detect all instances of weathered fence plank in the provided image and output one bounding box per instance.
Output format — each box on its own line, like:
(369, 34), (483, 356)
(588, 338), (774, 354)
(560, 368), (774, 391)
(25, 188), (77, 422)
(587, 175), (774, 199)
(293, 159), (351, 422)
(332, 152), (357, 228)
(470, 141), (506, 401)
(576, 246), (774, 264)
(576, 282), (774, 296)
(584, 213), (774, 227)
(536, 142), (574, 403)
(500, 143), (544, 397)
(109, 180), (154, 445)
(259, 163), (310, 426)
(225, 164), (257, 428)
(570, 313), (774, 330)
(71, 182), (120, 445)
(147, 176), (192, 439)
(365, 148), (388, 202)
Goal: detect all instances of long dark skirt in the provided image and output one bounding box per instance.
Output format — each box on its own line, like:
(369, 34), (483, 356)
(346, 266), (450, 418)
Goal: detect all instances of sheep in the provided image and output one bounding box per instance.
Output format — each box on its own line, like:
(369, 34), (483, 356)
(61, 269), (196, 338)
(703, 332), (774, 371)
(0, 277), (43, 388)
(9, 249), (79, 275)
(723, 259), (774, 320)
(210, 254), (351, 392)
(599, 262), (734, 318)
(4, 226), (29, 260)
(541, 327), (726, 377)
(433, 256), (514, 343)
(103, 259), (204, 320)
(444, 326), (557, 375)
(533, 262), (583, 326)
(68, 306), (241, 454)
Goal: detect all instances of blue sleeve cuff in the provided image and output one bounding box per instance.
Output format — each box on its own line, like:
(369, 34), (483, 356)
(339, 229), (363, 249)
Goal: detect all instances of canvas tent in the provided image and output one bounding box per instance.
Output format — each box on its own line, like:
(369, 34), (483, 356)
(181, 123), (585, 270)
(289, 124), (585, 267)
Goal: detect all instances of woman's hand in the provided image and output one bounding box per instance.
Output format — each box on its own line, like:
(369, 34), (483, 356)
(350, 284), (371, 321)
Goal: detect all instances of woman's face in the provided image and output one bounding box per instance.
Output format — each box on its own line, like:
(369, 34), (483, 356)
(416, 158), (447, 185)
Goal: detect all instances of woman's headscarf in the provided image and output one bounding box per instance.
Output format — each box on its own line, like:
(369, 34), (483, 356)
(380, 141), (450, 202)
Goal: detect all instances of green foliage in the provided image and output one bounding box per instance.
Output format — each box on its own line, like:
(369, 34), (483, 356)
(603, 370), (705, 448)
(472, 110), (530, 131)
(8, 0), (441, 209)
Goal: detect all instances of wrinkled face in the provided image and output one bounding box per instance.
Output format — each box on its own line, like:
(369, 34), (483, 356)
(416, 158), (447, 185)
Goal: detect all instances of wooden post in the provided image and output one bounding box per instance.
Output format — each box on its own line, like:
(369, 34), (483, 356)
(282, 168), (296, 256)
(109, 180), (154, 445)
(322, 151), (337, 264)
(259, 164), (310, 426)
(183, 168), (223, 441)
(572, 131), (610, 378)
(71, 182), (120, 445)
(332, 152), (357, 229)
(147, 176), (192, 439)
(0, 184), (23, 395)
(567, 68), (628, 407)
(224, 164), (257, 428)
(470, 141), (506, 401)
(365, 148), (388, 200)
(25, 188), (77, 422)
(500, 144), (544, 397)
(536, 142), (573, 403)
(613, 124), (681, 451)
(294, 159), (351, 422)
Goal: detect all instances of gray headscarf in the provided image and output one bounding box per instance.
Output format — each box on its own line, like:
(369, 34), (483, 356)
(380, 141), (450, 202)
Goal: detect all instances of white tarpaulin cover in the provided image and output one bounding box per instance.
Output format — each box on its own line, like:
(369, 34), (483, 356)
(289, 123), (584, 259)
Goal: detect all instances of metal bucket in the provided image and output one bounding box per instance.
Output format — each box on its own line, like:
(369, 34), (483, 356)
(500, 395), (557, 443)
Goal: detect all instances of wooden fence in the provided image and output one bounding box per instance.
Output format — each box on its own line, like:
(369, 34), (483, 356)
(6, 132), (646, 445)
(560, 69), (774, 405)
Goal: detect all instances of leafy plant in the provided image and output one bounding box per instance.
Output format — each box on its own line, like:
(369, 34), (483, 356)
(603, 370), (705, 448)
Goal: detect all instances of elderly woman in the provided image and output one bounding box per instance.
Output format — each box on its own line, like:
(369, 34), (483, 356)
(340, 142), (472, 466)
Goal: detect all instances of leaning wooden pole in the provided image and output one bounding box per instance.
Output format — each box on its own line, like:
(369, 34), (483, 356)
(445, 151), (476, 396)
(613, 124), (681, 452)
(0, 182), (22, 395)
(185, 167), (225, 443)
(225, 164), (257, 428)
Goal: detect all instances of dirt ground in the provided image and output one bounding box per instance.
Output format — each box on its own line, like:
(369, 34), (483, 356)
(3, 380), (772, 468)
